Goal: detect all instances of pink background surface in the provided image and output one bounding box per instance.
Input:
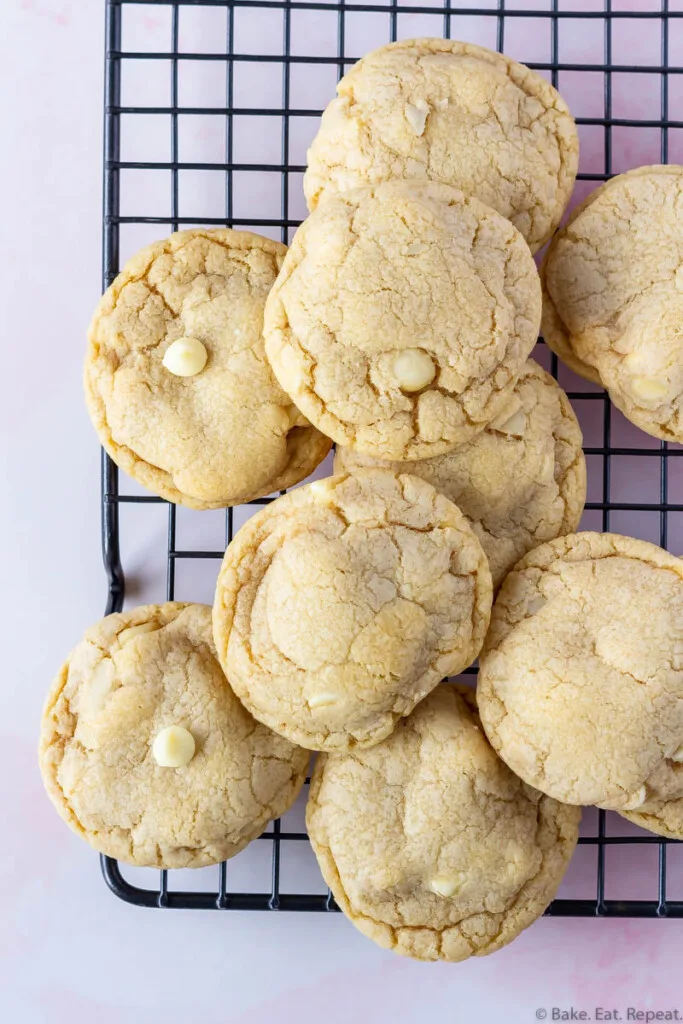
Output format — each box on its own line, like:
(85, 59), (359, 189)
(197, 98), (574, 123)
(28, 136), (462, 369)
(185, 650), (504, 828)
(4, 1), (683, 1020)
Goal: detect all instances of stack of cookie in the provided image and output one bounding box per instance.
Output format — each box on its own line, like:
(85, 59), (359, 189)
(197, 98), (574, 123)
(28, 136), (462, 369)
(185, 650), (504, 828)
(40, 38), (683, 964)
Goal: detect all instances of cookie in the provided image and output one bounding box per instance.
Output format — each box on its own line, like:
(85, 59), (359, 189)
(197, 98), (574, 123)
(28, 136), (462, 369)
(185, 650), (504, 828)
(620, 755), (683, 840)
(306, 685), (580, 962)
(39, 603), (309, 868)
(212, 469), (492, 751)
(304, 38), (578, 253)
(477, 533), (683, 810)
(541, 165), (683, 441)
(85, 229), (332, 509)
(334, 360), (586, 589)
(264, 179), (541, 461)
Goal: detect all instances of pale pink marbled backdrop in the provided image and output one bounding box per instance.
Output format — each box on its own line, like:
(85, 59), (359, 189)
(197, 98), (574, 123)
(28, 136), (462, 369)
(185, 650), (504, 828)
(4, 1), (683, 1021)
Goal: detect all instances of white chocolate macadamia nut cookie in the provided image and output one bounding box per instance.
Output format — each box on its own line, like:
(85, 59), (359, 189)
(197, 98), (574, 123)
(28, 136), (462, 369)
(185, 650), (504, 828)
(39, 603), (309, 867)
(212, 469), (493, 752)
(264, 180), (542, 461)
(541, 165), (683, 442)
(334, 360), (586, 589)
(478, 533), (683, 810)
(304, 38), (578, 253)
(306, 686), (580, 962)
(85, 228), (331, 509)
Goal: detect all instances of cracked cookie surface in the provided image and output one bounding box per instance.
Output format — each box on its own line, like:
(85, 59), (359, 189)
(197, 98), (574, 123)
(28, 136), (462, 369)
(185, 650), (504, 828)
(39, 603), (309, 867)
(264, 180), (541, 460)
(85, 229), (331, 509)
(541, 165), (683, 442)
(212, 469), (493, 751)
(334, 360), (586, 589)
(306, 685), (580, 962)
(304, 38), (578, 253)
(477, 532), (683, 809)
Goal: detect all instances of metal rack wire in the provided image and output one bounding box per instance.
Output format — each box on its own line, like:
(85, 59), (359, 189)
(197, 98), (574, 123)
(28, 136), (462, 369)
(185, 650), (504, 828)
(100, 0), (683, 916)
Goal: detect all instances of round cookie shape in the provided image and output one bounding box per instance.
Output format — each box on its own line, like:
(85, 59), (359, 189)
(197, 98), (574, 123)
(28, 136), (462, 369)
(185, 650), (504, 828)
(212, 469), (493, 751)
(306, 686), (580, 962)
(541, 165), (683, 441)
(334, 360), (586, 589)
(303, 38), (579, 253)
(39, 603), (309, 868)
(477, 533), (683, 810)
(85, 229), (332, 509)
(264, 180), (542, 461)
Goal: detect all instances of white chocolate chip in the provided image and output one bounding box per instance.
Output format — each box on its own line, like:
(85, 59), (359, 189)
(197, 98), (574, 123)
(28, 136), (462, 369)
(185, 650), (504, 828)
(404, 241), (429, 256)
(392, 350), (436, 392)
(162, 337), (208, 377)
(526, 596), (547, 615)
(308, 479), (335, 507)
(493, 409), (527, 437)
(671, 744), (683, 763)
(541, 452), (555, 480)
(435, 97), (449, 111)
(623, 785), (647, 810)
(623, 350), (647, 371)
(308, 692), (339, 709)
(81, 659), (116, 715)
(629, 377), (669, 401)
(309, 479), (332, 499)
(430, 874), (464, 898)
(152, 726), (196, 768)
(117, 622), (159, 646)
(404, 100), (429, 137)
(276, 344), (303, 391)
(490, 394), (522, 430)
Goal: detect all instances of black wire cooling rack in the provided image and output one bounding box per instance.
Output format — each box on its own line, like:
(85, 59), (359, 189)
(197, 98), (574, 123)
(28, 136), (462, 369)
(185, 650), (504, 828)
(100, 0), (683, 916)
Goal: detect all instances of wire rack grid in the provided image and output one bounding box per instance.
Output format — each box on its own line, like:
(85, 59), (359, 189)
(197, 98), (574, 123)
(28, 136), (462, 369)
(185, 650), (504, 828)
(100, 0), (683, 917)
